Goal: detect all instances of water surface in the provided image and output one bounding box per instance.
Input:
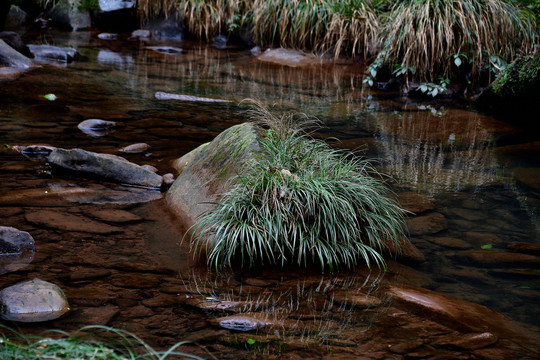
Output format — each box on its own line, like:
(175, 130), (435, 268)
(1, 28), (539, 358)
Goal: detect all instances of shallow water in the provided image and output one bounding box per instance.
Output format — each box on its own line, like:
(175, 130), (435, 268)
(1, 28), (539, 358)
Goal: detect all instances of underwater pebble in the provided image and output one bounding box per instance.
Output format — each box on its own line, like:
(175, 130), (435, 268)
(120, 143), (151, 153)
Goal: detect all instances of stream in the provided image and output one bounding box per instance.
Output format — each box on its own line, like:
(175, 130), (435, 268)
(1, 28), (539, 359)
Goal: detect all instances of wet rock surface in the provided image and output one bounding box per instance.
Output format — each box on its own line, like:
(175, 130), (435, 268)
(25, 210), (124, 234)
(167, 122), (261, 226)
(257, 48), (322, 67)
(0, 32), (31, 58)
(406, 212), (448, 235)
(155, 91), (231, 102)
(78, 119), (116, 137)
(28, 44), (78, 63)
(0, 39), (33, 69)
(0, 226), (35, 275)
(0, 279), (70, 322)
(397, 191), (436, 214)
(48, 148), (163, 188)
(214, 314), (274, 331)
(120, 143), (150, 153)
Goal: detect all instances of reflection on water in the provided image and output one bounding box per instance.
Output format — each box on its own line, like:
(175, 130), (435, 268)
(373, 107), (500, 194)
(181, 269), (387, 342)
(0, 28), (539, 357)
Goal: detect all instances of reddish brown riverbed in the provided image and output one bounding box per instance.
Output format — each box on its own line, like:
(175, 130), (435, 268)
(0, 28), (539, 359)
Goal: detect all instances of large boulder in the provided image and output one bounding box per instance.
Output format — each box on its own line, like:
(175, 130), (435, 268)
(0, 39), (32, 68)
(48, 148), (163, 188)
(0, 31), (32, 58)
(3, 5), (30, 30)
(476, 53), (540, 124)
(0, 279), (70, 322)
(0, 226), (35, 275)
(98, 0), (135, 12)
(48, 0), (92, 31)
(166, 122), (261, 226)
(143, 12), (183, 40)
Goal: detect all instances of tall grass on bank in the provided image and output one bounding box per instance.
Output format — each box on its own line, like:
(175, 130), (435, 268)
(0, 325), (203, 360)
(189, 103), (407, 272)
(137, 0), (379, 59)
(378, 0), (537, 84)
(251, 0), (379, 59)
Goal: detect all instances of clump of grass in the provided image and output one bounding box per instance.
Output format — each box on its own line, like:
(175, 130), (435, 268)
(179, 0), (249, 41)
(376, 0), (537, 85)
(189, 102), (407, 272)
(0, 325), (203, 360)
(137, 0), (379, 59)
(251, 0), (379, 59)
(137, 0), (182, 21)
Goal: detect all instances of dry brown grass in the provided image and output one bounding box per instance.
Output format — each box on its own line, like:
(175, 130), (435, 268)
(251, 0), (379, 59)
(137, 0), (380, 59)
(380, 0), (537, 83)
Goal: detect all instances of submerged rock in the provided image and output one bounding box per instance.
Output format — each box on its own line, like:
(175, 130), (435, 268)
(388, 285), (540, 353)
(0, 279), (70, 322)
(214, 314), (274, 331)
(0, 226), (35, 275)
(28, 44), (78, 63)
(257, 48), (322, 67)
(48, 148), (163, 188)
(25, 210), (124, 234)
(147, 46), (183, 54)
(86, 209), (142, 223)
(406, 212), (447, 236)
(433, 332), (498, 350)
(120, 143), (150, 154)
(455, 250), (540, 268)
(98, 33), (118, 40)
(77, 119), (116, 137)
(0, 66), (25, 80)
(397, 192), (436, 214)
(132, 29), (151, 38)
(12, 144), (57, 159)
(166, 122), (261, 226)
(155, 91), (231, 103)
(47, 182), (163, 204)
(507, 242), (540, 255)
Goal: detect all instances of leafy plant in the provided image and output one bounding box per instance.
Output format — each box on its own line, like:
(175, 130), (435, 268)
(0, 325), (203, 360)
(418, 77), (450, 97)
(79, 0), (99, 11)
(189, 102), (407, 272)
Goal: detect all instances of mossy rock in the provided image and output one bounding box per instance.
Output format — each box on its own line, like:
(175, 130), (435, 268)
(476, 53), (540, 124)
(166, 122), (261, 227)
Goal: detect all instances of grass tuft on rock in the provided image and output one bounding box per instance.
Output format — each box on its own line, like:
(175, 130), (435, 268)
(189, 102), (407, 272)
